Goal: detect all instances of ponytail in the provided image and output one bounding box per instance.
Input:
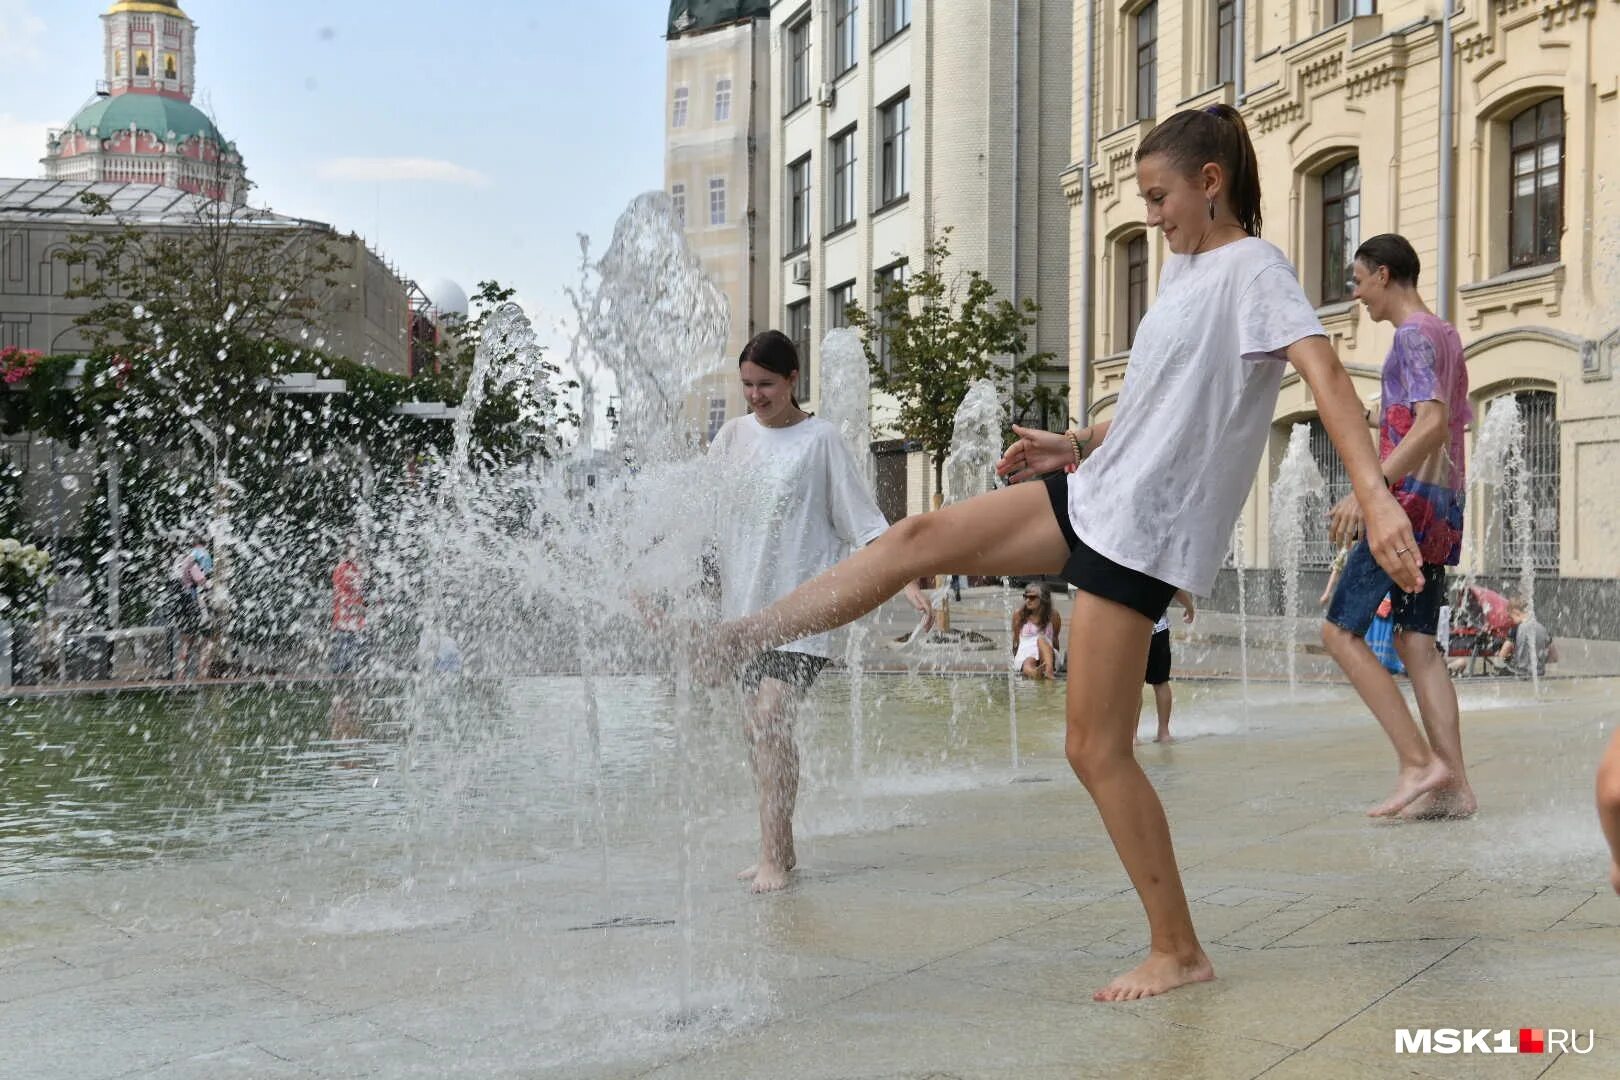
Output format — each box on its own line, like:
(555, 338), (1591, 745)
(1137, 104), (1263, 236)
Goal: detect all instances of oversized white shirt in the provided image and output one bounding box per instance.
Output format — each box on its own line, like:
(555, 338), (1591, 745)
(709, 414), (890, 658)
(1068, 237), (1325, 595)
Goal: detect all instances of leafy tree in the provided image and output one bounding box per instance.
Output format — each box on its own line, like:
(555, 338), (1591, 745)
(846, 228), (1066, 495)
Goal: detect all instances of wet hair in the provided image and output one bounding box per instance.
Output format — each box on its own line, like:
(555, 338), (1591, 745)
(738, 329), (801, 406)
(1136, 104), (1263, 237)
(1354, 233), (1421, 287)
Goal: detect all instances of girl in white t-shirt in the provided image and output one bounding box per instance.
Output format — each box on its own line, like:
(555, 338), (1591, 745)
(702, 106), (1424, 996)
(710, 330), (932, 894)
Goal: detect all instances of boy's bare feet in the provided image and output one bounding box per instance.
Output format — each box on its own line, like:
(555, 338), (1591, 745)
(738, 848), (796, 886)
(1399, 784), (1478, 821)
(1154, 730), (1172, 744)
(1093, 949), (1215, 1002)
(1368, 760), (1453, 817)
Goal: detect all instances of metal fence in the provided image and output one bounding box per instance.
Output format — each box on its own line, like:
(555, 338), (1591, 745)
(1497, 389), (1561, 572)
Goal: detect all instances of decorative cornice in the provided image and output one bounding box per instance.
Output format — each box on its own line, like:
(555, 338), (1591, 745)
(1301, 53), (1343, 89)
(1539, 0), (1598, 27)
(1345, 61), (1405, 99)
(1253, 99), (1304, 134)
(1457, 31), (1496, 62)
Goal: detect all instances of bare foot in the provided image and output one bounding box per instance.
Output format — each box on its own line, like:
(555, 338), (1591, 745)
(749, 861), (793, 894)
(1093, 950), (1215, 1002)
(1367, 760), (1454, 818)
(1608, 860), (1619, 896)
(1399, 785), (1479, 821)
(736, 863), (759, 881)
(1154, 731), (1172, 744)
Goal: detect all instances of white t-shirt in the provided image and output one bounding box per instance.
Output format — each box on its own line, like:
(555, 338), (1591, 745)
(709, 414), (890, 658)
(1068, 237), (1325, 595)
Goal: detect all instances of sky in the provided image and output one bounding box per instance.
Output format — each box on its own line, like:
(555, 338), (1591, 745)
(0, 0), (669, 333)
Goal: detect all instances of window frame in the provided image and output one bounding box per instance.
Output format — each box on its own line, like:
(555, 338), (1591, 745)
(834, 0), (860, 76)
(1320, 157), (1361, 304)
(1135, 3), (1158, 122)
(714, 77), (733, 123)
(1214, 0), (1235, 86)
(708, 176), (727, 227)
(671, 85), (689, 129)
(829, 279), (857, 330)
(873, 259), (909, 374)
(787, 154), (813, 253)
(879, 0), (912, 46)
(786, 298), (813, 393)
(786, 16), (813, 114)
(670, 182), (687, 226)
(1124, 233), (1149, 348)
(829, 126), (859, 232)
(1507, 98), (1564, 270)
(878, 92), (911, 208)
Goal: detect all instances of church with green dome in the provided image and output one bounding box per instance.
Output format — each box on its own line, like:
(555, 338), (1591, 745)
(42, 0), (248, 204)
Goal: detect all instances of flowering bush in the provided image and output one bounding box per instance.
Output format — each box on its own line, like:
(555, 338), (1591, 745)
(0, 538), (52, 619)
(0, 346), (43, 386)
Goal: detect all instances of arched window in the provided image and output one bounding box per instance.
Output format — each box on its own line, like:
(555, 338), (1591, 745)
(1124, 233), (1149, 347)
(1494, 389), (1560, 572)
(1320, 158), (1360, 303)
(164, 54), (178, 81)
(1508, 99), (1563, 268)
(135, 51), (150, 77)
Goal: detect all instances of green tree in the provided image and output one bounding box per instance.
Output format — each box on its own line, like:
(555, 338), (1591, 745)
(846, 229), (1065, 495)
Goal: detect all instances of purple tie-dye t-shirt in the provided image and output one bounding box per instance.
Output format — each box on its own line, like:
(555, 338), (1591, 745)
(1379, 312), (1471, 566)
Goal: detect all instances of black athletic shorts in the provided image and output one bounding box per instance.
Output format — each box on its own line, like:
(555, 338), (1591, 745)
(1043, 472), (1178, 625)
(1145, 628), (1172, 686)
(739, 649), (830, 695)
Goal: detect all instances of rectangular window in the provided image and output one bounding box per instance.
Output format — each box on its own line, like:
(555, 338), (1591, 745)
(788, 154), (812, 251)
(787, 299), (813, 391)
(830, 127), (858, 230)
(672, 86), (689, 128)
(1509, 98), (1563, 269)
(829, 280), (857, 329)
(787, 18), (812, 112)
(708, 177), (727, 226)
(1135, 4), (1158, 121)
(1215, 0), (1235, 85)
(1332, 0), (1376, 22)
(874, 260), (908, 373)
(835, 0), (859, 75)
(671, 183), (686, 226)
(1320, 158), (1361, 303)
(880, 0), (912, 43)
(714, 77), (732, 122)
(1125, 234), (1149, 347)
(879, 93), (911, 206)
(707, 395), (728, 442)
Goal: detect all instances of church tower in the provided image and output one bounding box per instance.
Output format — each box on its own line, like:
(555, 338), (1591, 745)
(42, 0), (248, 203)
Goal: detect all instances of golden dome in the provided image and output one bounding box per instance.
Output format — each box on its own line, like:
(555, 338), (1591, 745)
(106, 1), (187, 15)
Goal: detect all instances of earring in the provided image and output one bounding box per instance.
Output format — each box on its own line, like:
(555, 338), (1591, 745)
(1208, 198), (1217, 221)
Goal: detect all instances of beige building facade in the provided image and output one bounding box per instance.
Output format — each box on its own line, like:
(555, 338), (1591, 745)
(665, 3), (773, 445)
(1066, 0), (1619, 622)
(762, 0), (1073, 518)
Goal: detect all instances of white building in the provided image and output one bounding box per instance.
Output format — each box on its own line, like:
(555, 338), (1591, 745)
(763, 0), (1073, 517)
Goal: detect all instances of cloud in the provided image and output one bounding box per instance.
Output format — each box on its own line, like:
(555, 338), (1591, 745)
(315, 157), (490, 188)
(0, 114), (51, 178)
(0, 1), (46, 65)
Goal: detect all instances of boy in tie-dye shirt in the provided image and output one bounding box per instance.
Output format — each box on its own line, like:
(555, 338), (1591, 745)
(1324, 233), (1476, 822)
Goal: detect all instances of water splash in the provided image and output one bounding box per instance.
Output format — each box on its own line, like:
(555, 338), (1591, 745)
(1473, 394), (1539, 690)
(1270, 424), (1325, 698)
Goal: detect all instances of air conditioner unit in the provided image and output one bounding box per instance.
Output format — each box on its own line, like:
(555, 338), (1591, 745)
(791, 258), (812, 285)
(815, 82), (836, 107)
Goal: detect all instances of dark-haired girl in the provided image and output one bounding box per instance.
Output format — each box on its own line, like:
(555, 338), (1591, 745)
(709, 329), (932, 894)
(700, 106), (1426, 994)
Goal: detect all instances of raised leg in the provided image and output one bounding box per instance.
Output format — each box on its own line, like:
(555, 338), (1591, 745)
(715, 482), (1068, 660)
(1036, 637), (1056, 679)
(1065, 593), (1214, 1001)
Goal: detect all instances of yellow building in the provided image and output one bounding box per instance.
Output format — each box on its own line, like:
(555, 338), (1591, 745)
(1065, 0), (1618, 620)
